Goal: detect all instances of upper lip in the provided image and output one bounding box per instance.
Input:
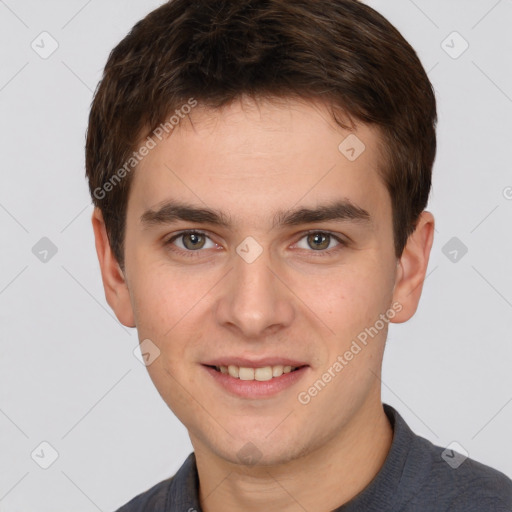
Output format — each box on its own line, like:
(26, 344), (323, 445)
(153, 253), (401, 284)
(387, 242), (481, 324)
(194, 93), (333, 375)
(203, 357), (309, 368)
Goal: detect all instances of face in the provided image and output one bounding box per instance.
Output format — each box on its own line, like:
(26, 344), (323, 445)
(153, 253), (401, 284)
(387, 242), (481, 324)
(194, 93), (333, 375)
(94, 97), (432, 466)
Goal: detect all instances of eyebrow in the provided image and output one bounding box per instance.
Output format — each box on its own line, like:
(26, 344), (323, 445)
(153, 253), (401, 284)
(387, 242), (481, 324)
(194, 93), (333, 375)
(140, 199), (372, 230)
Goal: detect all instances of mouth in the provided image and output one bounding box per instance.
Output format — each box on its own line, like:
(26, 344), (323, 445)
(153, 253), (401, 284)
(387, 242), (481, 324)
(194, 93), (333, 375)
(205, 364), (305, 381)
(201, 362), (310, 399)
(201, 355), (313, 400)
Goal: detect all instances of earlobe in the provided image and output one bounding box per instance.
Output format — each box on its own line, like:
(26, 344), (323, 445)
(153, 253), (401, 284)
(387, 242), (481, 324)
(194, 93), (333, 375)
(91, 208), (136, 328)
(390, 211), (435, 324)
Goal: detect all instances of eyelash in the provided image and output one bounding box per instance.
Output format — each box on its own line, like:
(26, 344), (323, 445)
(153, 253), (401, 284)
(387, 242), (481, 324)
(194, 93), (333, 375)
(164, 230), (347, 259)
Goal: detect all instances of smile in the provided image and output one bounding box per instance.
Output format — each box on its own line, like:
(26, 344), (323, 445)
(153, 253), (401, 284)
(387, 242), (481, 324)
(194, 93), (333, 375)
(210, 364), (301, 381)
(202, 363), (309, 399)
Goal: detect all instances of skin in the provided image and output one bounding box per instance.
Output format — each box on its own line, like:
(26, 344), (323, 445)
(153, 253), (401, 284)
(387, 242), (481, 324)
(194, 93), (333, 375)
(92, 96), (434, 512)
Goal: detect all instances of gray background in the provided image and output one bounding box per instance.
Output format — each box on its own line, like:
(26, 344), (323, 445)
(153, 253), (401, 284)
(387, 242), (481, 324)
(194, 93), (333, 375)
(0, 0), (511, 510)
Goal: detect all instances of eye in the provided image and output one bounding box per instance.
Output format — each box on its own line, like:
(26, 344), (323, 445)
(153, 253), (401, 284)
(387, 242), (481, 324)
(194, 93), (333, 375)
(294, 231), (345, 254)
(166, 230), (217, 252)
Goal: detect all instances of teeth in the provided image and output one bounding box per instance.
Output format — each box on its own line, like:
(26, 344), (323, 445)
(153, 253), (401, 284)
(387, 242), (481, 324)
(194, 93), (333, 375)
(228, 365), (239, 378)
(215, 364), (298, 380)
(272, 365), (284, 377)
(239, 367), (254, 380)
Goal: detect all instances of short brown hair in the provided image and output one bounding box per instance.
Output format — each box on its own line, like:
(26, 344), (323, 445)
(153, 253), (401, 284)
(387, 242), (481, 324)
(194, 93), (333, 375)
(86, 0), (437, 269)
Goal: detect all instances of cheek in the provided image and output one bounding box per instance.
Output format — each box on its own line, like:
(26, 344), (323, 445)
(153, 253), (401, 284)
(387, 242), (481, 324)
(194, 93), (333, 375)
(129, 269), (184, 346)
(130, 271), (201, 395)
(128, 264), (219, 366)
(300, 260), (393, 333)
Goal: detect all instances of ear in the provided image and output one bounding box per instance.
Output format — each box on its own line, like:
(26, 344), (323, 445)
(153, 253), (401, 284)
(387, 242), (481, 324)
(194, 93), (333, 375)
(91, 208), (136, 328)
(390, 210), (435, 324)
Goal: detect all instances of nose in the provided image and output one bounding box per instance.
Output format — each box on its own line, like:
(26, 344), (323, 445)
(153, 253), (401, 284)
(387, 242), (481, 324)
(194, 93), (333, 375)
(214, 245), (295, 339)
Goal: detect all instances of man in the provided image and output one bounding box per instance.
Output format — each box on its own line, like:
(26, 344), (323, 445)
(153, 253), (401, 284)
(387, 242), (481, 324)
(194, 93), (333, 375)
(85, 0), (512, 510)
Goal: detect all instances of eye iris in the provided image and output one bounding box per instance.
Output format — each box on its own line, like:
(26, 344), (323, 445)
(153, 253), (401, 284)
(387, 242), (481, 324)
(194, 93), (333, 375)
(307, 233), (330, 250)
(183, 233), (205, 250)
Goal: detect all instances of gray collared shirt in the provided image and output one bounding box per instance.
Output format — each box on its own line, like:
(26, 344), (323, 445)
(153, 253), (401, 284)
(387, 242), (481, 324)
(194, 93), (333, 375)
(115, 404), (512, 511)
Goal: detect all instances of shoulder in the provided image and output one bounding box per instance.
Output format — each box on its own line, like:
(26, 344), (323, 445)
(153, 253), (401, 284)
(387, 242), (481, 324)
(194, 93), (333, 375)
(113, 452), (198, 512)
(114, 476), (174, 512)
(409, 434), (512, 511)
(381, 405), (512, 511)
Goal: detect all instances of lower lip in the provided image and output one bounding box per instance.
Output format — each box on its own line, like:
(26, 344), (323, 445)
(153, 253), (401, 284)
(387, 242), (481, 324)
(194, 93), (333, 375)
(202, 365), (309, 399)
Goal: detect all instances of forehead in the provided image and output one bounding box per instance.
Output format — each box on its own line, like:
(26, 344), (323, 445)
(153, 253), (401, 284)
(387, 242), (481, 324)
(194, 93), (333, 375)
(128, 97), (390, 231)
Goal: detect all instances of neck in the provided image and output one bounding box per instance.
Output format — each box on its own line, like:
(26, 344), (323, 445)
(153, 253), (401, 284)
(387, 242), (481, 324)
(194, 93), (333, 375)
(193, 398), (393, 512)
